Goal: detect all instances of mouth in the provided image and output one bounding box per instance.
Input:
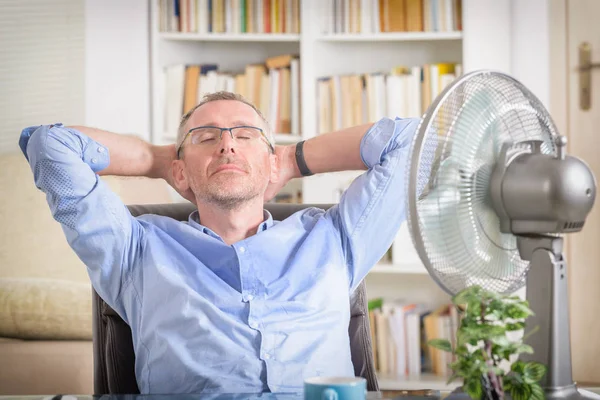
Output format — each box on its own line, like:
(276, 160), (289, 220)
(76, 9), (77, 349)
(212, 164), (246, 175)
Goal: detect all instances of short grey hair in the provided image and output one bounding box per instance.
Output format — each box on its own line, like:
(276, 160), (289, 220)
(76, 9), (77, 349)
(175, 91), (274, 154)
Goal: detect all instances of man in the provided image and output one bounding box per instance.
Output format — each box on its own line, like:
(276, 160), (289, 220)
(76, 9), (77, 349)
(19, 91), (420, 394)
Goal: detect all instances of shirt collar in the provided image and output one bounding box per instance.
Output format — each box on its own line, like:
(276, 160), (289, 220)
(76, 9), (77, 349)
(187, 209), (274, 239)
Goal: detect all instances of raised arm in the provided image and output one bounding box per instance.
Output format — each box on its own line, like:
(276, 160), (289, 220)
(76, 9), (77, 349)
(18, 124), (172, 318)
(278, 117), (420, 292)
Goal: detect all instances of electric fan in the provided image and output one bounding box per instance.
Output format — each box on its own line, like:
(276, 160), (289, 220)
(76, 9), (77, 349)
(406, 70), (599, 400)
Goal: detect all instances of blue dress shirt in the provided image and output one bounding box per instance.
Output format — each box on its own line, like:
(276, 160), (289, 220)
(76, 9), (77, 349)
(19, 117), (419, 394)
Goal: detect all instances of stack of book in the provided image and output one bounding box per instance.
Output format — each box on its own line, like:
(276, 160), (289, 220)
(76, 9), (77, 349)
(158, 0), (301, 34)
(316, 63), (461, 134)
(368, 297), (461, 377)
(162, 54), (301, 141)
(322, 0), (462, 34)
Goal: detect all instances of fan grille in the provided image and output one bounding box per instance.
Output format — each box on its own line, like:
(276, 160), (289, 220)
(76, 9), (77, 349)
(407, 70), (558, 296)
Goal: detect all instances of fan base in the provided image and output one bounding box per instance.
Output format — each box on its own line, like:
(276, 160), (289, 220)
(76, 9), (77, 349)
(543, 384), (600, 400)
(445, 385), (600, 400)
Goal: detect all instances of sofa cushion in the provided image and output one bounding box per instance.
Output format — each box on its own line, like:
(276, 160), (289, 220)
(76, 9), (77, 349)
(0, 338), (93, 395)
(0, 277), (92, 340)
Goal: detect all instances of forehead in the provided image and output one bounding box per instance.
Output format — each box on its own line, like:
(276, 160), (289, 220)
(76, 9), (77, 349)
(187, 100), (262, 128)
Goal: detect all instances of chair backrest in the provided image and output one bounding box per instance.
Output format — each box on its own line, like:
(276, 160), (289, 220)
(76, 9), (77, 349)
(92, 202), (379, 394)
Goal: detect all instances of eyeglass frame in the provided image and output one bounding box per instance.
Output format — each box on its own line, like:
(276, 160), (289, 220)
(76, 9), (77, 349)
(176, 125), (275, 159)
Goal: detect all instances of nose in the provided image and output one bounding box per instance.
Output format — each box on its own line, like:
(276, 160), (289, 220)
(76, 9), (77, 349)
(218, 130), (236, 154)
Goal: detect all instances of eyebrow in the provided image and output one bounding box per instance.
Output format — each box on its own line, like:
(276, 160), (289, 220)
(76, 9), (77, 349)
(199, 120), (257, 127)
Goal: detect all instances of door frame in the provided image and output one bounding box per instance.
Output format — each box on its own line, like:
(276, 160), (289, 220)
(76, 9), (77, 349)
(548, 0), (568, 143)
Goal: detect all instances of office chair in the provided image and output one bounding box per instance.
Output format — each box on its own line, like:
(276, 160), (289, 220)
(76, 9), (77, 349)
(92, 202), (379, 394)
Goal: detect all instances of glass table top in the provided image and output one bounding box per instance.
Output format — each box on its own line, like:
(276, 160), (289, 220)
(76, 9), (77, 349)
(1, 387), (599, 400)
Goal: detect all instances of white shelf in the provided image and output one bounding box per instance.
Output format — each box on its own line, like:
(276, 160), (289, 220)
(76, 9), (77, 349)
(371, 262), (428, 275)
(377, 372), (459, 391)
(149, 0), (515, 325)
(317, 31), (463, 42)
(159, 32), (300, 42)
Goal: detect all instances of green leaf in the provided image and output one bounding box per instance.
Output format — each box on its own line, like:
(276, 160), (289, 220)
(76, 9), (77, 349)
(524, 362), (547, 382)
(457, 324), (506, 348)
(452, 285), (482, 305)
(464, 377), (483, 400)
(516, 343), (534, 355)
(505, 302), (534, 319)
(467, 299), (482, 316)
(455, 345), (469, 356)
(491, 335), (511, 346)
(522, 325), (541, 341)
(530, 383), (546, 400)
(511, 360), (526, 375)
(428, 338), (452, 353)
(506, 321), (526, 331)
(510, 384), (532, 400)
(482, 324), (508, 337)
(487, 299), (506, 319)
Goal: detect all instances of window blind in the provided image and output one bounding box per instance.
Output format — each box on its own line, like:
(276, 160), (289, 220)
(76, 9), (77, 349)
(0, 0), (85, 154)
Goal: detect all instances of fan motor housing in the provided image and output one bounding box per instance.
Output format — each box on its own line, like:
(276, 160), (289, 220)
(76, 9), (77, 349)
(493, 150), (596, 235)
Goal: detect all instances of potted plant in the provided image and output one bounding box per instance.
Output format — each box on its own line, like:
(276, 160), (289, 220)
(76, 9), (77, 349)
(429, 285), (547, 400)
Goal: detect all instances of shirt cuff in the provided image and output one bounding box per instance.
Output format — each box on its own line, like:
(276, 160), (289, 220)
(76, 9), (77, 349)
(19, 123), (110, 173)
(359, 117), (419, 168)
(80, 131), (110, 173)
(19, 125), (44, 161)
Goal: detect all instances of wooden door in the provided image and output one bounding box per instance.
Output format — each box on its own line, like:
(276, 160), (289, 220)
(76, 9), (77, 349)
(565, 0), (600, 385)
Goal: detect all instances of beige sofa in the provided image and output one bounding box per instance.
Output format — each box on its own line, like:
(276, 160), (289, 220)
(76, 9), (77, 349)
(0, 337), (93, 395)
(0, 152), (176, 395)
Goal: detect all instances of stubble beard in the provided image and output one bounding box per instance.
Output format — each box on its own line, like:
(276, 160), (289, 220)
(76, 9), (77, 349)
(192, 168), (266, 211)
(203, 175), (261, 210)
(188, 155), (270, 211)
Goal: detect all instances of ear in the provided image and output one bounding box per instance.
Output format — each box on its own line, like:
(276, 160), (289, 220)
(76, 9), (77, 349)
(269, 152), (280, 184)
(171, 159), (191, 193)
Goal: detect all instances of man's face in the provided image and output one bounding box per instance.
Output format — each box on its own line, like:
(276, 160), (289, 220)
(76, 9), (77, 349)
(175, 100), (277, 209)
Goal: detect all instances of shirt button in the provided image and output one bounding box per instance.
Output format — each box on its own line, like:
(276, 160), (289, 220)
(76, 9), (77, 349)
(97, 147), (105, 153)
(246, 294), (254, 301)
(249, 320), (257, 329)
(239, 246), (246, 253)
(91, 158), (98, 164)
(263, 353), (271, 360)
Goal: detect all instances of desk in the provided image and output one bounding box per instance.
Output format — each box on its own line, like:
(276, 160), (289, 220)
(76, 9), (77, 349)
(0, 393), (437, 400)
(0, 395), (386, 400)
(1, 388), (599, 400)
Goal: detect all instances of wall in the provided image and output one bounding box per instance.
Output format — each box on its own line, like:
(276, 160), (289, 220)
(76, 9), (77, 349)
(462, 0), (553, 107)
(510, 0), (551, 108)
(1, 0), (172, 283)
(462, 0), (512, 73)
(84, 0), (151, 139)
(0, 0), (86, 154)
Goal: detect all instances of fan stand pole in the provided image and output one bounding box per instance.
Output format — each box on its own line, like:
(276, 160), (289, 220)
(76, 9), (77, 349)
(517, 236), (600, 400)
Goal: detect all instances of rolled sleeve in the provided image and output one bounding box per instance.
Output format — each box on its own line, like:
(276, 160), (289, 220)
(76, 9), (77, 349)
(360, 117), (417, 168)
(326, 116), (421, 292)
(20, 123), (110, 174)
(18, 123), (141, 316)
(82, 137), (110, 173)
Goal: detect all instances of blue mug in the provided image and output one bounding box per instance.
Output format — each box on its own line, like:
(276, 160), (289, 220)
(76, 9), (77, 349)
(304, 376), (367, 400)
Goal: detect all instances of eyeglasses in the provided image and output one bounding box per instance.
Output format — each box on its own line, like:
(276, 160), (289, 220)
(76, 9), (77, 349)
(177, 125), (274, 159)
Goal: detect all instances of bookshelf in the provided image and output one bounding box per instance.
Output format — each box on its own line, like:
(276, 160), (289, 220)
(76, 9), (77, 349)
(317, 31), (462, 42)
(160, 32), (300, 41)
(149, 0), (511, 392)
